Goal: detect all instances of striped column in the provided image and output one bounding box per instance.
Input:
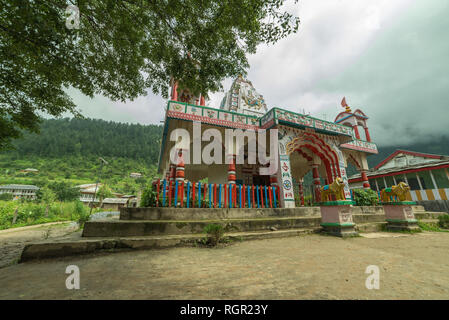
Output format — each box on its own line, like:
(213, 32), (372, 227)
(175, 150), (185, 207)
(361, 170), (370, 189)
(312, 164), (321, 202)
(228, 155), (236, 184)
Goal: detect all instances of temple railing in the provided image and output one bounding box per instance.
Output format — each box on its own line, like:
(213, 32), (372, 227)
(152, 179), (282, 209)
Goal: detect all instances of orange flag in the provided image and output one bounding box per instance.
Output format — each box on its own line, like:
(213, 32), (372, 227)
(341, 97), (348, 108)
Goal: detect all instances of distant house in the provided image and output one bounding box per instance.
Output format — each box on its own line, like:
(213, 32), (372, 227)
(0, 184), (39, 200)
(101, 198), (129, 210)
(130, 172), (143, 179)
(348, 149), (449, 205)
(77, 183), (102, 204)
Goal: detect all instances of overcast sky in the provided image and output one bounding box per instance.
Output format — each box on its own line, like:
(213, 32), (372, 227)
(67, 0), (449, 147)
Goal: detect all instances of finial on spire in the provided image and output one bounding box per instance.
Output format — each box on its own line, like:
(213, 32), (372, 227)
(341, 97), (351, 113)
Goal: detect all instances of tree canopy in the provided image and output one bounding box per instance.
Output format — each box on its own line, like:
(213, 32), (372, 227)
(0, 0), (300, 149)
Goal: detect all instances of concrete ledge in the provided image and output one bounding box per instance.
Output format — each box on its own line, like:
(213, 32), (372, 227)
(20, 227), (320, 262)
(83, 216), (322, 237)
(120, 207), (322, 220)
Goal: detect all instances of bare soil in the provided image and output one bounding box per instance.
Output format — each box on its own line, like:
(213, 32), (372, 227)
(0, 231), (448, 299)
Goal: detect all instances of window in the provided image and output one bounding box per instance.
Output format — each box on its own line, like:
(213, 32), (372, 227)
(384, 176), (395, 187)
(417, 171), (434, 189)
(432, 169), (449, 188)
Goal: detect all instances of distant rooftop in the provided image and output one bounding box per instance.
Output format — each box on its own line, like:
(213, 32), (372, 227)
(0, 184), (39, 190)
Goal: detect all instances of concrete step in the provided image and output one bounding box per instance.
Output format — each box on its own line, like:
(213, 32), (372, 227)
(120, 207), (321, 221)
(20, 227), (320, 262)
(83, 216), (322, 237)
(414, 212), (446, 219)
(356, 222), (386, 233)
(352, 214), (386, 224)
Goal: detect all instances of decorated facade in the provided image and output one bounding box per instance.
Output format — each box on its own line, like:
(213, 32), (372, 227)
(157, 77), (378, 208)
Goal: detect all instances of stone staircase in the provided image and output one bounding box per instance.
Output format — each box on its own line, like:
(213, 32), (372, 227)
(19, 205), (445, 262)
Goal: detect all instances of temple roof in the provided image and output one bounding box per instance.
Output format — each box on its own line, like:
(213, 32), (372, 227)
(220, 76), (267, 116)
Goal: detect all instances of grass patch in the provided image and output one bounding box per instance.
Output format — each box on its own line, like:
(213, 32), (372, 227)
(418, 221), (449, 232)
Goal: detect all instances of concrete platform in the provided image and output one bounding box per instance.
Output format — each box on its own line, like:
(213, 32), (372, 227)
(20, 227), (320, 262)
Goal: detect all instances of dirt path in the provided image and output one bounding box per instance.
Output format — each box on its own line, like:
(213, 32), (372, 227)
(0, 232), (448, 299)
(0, 222), (80, 268)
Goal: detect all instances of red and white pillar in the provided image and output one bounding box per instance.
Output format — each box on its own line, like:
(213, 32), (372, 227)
(228, 155), (236, 184)
(353, 125), (360, 140)
(364, 127), (371, 142)
(361, 170), (370, 189)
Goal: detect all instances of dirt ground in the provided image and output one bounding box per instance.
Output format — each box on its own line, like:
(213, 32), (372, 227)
(0, 222), (80, 268)
(0, 231), (448, 299)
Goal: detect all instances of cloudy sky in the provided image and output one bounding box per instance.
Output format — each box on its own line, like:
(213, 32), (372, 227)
(68, 0), (449, 147)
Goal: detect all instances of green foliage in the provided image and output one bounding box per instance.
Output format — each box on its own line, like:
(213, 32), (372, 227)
(97, 185), (113, 202)
(203, 224), (224, 246)
(73, 200), (90, 228)
(140, 186), (157, 207)
(0, 193), (13, 201)
(438, 214), (449, 229)
(352, 188), (379, 206)
(417, 221), (448, 232)
(1, 1), (299, 149)
(48, 181), (79, 202)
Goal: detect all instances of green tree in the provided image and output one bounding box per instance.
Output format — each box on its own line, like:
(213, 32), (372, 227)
(0, 0), (300, 149)
(49, 181), (79, 202)
(97, 185), (113, 206)
(40, 187), (56, 217)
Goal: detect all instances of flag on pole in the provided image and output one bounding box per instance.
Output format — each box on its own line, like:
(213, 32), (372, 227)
(341, 97), (348, 108)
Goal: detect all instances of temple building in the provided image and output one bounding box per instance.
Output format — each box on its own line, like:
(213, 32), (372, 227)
(157, 76), (379, 207)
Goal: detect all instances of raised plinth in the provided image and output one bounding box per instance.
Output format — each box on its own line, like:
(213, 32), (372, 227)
(381, 201), (420, 231)
(319, 201), (359, 237)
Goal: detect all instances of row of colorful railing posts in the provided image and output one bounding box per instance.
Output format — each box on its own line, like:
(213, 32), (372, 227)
(154, 179), (281, 208)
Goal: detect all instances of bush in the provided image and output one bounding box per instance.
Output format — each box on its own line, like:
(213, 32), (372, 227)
(0, 193), (13, 201)
(73, 200), (90, 227)
(438, 214), (449, 229)
(140, 185), (157, 207)
(203, 224), (224, 246)
(352, 188), (379, 206)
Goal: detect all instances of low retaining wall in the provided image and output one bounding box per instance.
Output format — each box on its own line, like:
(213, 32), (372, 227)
(416, 200), (449, 214)
(120, 207), (322, 221)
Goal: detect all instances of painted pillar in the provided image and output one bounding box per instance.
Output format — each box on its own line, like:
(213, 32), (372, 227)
(312, 164), (321, 202)
(169, 164), (176, 196)
(298, 179), (304, 206)
(228, 155), (236, 184)
(361, 170), (370, 189)
(429, 170), (438, 190)
(364, 127), (371, 142)
(353, 125), (360, 140)
(277, 155), (295, 208)
(175, 150), (185, 207)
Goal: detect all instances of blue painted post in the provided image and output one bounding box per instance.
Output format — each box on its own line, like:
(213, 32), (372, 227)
(186, 182), (190, 208)
(174, 180), (178, 208)
(247, 186), (251, 208)
(256, 186), (260, 208)
(162, 179), (167, 207)
(198, 182), (201, 208)
(350, 189), (354, 201)
(263, 186), (270, 208)
(272, 186), (277, 208)
(219, 184), (222, 208)
(209, 184), (212, 208)
(239, 185), (242, 208)
(229, 184), (233, 208)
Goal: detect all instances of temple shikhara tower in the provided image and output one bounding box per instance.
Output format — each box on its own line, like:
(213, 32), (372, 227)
(157, 76), (378, 208)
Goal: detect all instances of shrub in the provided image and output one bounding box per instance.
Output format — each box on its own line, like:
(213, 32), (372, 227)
(140, 185), (157, 207)
(352, 189), (379, 206)
(0, 193), (13, 201)
(438, 214), (449, 229)
(203, 224), (224, 246)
